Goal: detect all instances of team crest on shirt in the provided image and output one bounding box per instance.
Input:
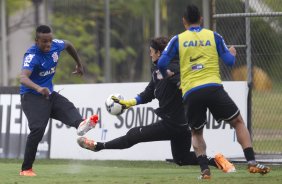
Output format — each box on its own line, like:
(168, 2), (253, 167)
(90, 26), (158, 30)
(23, 54), (35, 67)
(52, 52), (58, 62)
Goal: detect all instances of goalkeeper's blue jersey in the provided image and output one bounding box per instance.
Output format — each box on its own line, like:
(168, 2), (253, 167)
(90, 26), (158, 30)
(20, 39), (65, 95)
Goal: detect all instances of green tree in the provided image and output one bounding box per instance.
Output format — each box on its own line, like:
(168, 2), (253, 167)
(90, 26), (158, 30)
(7, 0), (31, 15)
(105, 0), (155, 82)
(50, 0), (218, 83)
(52, 14), (101, 83)
(51, 0), (155, 83)
(51, 0), (102, 84)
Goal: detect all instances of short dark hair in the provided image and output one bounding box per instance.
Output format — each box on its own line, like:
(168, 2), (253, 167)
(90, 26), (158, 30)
(36, 25), (52, 38)
(183, 4), (201, 24)
(150, 36), (169, 53)
(36, 25), (51, 34)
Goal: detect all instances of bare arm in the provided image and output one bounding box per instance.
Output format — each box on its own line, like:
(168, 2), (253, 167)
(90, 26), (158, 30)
(20, 69), (50, 97)
(64, 40), (84, 76)
(229, 46), (236, 56)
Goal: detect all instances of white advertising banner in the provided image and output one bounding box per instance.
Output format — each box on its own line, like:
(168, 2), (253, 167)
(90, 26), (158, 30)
(0, 94), (49, 158)
(50, 82), (248, 160)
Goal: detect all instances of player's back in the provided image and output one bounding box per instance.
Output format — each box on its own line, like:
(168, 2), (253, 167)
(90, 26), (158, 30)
(178, 27), (221, 94)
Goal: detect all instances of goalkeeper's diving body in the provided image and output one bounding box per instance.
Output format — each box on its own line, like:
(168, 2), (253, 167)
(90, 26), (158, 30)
(77, 36), (235, 173)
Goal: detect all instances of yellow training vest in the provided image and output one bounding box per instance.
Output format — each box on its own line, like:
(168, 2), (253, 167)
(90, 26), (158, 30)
(178, 28), (221, 96)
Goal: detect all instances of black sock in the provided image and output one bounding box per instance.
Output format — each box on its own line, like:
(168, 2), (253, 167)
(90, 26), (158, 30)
(207, 157), (218, 168)
(243, 147), (255, 162)
(103, 136), (131, 149)
(95, 142), (105, 151)
(197, 155), (210, 171)
(75, 119), (84, 128)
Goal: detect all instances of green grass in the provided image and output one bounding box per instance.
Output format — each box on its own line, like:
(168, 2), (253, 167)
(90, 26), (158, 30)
(1, 159), (281, 184)
(254, 139), (282, 153)
(252, 89), (282, 153)
(253, 90), (282, 129)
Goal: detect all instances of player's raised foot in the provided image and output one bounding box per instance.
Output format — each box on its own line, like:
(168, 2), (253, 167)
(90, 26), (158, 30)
(248, 163), (270, 175)
(198, 169), (211, 180)
(214, 153), (236, 173)
(77, 114), (99, 136)
(19, 169), (36, 176)
(77, 137), (97, 151)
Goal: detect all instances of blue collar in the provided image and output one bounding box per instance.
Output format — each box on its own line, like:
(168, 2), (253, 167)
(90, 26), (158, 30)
(188, 26), (202, 32)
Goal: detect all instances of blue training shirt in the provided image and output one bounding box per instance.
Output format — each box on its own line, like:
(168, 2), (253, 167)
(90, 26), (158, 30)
(20, 39), (65, 95)
(158, 26), (235, 78)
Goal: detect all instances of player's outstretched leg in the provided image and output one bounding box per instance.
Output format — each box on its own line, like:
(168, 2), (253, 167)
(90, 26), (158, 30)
(214, 153), (236, 173)
(77, 137), (98, 151)
(77, 115), (99, 136)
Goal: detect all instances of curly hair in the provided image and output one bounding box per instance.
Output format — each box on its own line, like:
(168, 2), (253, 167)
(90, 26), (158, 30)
(150, 36), (169, 53)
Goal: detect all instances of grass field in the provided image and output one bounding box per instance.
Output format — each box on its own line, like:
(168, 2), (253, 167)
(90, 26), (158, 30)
(252, 89), (282, 153)
(1, 159), (281, 184)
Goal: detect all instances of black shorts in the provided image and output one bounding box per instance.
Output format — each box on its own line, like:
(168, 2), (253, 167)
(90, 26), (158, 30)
(184, 85), (240, 130)
(21, 91), (83, 130)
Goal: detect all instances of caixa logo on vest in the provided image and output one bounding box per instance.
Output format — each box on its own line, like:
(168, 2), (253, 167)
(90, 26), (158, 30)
(183, 40), (211, 47)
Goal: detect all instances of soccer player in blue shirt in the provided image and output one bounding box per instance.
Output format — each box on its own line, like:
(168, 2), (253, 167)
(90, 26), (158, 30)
(19, 25), (98, 176)
(157, 4), (270, 179)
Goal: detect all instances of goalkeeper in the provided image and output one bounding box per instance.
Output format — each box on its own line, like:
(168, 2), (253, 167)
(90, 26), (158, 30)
(77, 37), (235, 172)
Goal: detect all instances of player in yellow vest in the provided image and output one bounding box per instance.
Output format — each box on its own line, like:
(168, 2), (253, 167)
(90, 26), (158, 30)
(157, 4), (270, 179)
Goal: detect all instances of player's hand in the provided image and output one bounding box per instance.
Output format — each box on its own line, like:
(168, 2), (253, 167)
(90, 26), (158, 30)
(37, 87), (51, 98)
(229, 46), (236, 56)
(166, 69), (175, 77)
(111, 96), (137, 109)
(72, 64), (84, 76)
(156, 69), (174, 80)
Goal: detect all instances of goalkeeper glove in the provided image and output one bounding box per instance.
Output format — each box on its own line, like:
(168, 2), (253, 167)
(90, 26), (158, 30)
(111, 96), (137, 109)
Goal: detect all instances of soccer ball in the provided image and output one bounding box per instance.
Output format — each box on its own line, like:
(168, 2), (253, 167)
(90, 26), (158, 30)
(105, 94), (125, 115)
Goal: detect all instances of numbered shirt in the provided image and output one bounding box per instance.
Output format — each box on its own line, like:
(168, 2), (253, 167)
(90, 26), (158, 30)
(20, 39), (65, 95)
